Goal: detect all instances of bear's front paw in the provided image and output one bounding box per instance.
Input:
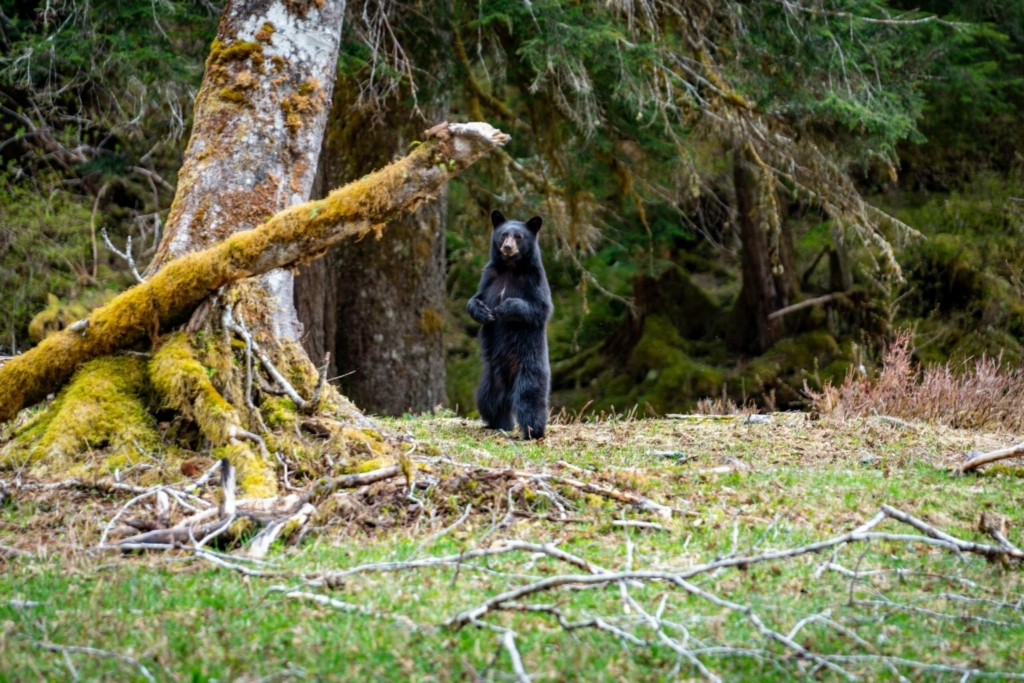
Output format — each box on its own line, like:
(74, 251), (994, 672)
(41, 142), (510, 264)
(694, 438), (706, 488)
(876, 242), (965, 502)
(468, 299), (495, 324)
(495, 298), (525, 320)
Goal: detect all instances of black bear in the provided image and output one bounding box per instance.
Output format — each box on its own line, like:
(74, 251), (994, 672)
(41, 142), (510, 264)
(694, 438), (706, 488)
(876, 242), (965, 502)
(467, 210), (552, 439)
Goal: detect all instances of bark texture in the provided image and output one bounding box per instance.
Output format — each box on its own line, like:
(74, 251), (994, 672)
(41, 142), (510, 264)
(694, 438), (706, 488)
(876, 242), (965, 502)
(146, 0), (345, 340)
(731, 147), (789, 354)
(0, 122), (512, 422)
(295, 252), (339, 380)
(334, 193), (447, 415)
(297, 104), (448, 415)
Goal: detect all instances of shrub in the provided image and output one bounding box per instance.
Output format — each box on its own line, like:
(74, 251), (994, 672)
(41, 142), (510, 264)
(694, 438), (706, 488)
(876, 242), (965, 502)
(805, 330), (1024, 431)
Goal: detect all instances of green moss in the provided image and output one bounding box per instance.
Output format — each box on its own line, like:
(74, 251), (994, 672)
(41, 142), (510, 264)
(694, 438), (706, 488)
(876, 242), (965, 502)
(740, 330), (843, 404)
(205, 38), (224, 69)
(28, 291), (117, 342)
(344, 456), (393, 474)
(418, 308), (444, 337)
(218, 87), (249, 105)
(0, 356), (158, 471)
(630, 315), (690, 369)
(150, 332), (238, 446)
(261, 396), (297, 429)
(281, 93), (315, 134)
(208, 39), (265, 70)
(278, 340), (319, 396)
(620, 314), (725, 413)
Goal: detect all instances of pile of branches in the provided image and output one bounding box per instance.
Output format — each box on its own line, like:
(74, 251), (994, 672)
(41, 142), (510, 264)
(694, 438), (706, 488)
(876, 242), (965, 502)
(2, 453), (672, 563)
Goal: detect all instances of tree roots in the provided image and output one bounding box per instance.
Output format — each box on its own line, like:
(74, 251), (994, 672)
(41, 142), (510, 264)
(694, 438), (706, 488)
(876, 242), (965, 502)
(0, 356), (159, 478)
(0, 286), (405, 496)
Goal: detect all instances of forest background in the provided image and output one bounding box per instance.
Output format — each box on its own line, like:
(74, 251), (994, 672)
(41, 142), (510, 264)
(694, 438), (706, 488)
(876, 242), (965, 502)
(2, 0), (1023, 420)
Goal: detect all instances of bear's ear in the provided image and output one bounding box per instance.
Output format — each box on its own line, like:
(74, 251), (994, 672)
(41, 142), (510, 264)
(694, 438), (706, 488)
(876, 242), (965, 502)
(526, 216), (543, 234)
(490, 209), (506, 228)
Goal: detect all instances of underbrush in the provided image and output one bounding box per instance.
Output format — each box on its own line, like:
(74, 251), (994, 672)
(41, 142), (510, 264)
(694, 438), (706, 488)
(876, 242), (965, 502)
(806, 331), (1024, 431)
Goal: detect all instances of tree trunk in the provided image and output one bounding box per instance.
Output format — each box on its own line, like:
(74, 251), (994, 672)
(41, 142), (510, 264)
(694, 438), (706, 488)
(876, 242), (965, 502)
(297, 101), (448, 415)
(146, 0), (345, 341)
(295, 252), (339, 380)
(294, 159), (339, 380)
(829, 226), (854, 293)
(775, 214), (799, 308)
(731, 147), (776, 353)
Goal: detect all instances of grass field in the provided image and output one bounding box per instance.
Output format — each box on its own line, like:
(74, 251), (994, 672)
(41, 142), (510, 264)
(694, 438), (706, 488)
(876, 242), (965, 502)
(2, 414), (1024, 681)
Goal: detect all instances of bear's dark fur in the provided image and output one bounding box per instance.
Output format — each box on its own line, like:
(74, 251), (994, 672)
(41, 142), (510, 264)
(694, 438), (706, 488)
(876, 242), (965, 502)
(467, 210), (552, 439)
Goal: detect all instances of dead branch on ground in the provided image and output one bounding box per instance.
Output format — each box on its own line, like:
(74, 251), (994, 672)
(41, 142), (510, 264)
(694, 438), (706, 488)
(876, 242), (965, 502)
(31, 641), (156, 683)
(273, 504), (1024, 682)
(959, 441), (1024, 474)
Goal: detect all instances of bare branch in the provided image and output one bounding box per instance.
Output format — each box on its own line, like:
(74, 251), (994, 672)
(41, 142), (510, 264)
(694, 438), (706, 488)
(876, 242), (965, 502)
(277, 589), (424, 631)
(959, 441), (1024, 474)
(100, 228), (145, 283)
(767, 293), (839, 321)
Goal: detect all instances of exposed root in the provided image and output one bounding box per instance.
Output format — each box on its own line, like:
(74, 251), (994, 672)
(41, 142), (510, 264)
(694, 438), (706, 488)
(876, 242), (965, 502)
(151, 332), (243, 445)
(224, 303), (309, 411)
(215, 442), (275, 499)
(150, 332), (276, 496)
(1, 294), (395, 496)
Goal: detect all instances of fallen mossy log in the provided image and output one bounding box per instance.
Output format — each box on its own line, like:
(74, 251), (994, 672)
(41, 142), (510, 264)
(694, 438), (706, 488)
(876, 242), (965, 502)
(0, 122), (510, 423)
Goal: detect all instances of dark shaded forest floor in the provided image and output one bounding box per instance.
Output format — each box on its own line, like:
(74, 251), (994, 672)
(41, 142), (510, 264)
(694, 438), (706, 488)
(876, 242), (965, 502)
(2, 415), (1023, 681)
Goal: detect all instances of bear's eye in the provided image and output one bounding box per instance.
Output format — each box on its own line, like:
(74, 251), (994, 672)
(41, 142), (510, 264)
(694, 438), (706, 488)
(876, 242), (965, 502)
(515, 234), (521, 241)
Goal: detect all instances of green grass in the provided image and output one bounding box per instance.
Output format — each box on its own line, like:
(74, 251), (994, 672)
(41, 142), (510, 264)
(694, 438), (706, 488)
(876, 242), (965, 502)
(2, 416), (1024, 681)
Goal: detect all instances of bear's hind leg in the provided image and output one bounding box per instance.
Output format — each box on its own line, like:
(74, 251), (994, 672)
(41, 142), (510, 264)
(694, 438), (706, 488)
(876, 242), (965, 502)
(477, 368), (514, 431)
(513, 370), (549, 440)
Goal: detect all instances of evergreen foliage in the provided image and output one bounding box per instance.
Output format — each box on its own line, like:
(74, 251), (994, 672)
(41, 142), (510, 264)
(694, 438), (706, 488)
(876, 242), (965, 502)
(0, 174), (107, 355)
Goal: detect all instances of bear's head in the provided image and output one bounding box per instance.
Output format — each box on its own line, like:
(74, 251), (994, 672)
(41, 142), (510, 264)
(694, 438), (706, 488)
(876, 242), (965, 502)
(490, 209), (543, 269)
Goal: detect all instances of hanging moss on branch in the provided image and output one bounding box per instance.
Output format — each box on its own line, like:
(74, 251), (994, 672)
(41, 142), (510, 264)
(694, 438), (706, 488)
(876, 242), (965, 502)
(0, 122), (510, 424)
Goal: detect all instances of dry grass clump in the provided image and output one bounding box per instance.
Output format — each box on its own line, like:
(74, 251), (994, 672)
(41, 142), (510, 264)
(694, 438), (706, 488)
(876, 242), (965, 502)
(806, 331), (1024, 431)
(694, 395), (759, 416)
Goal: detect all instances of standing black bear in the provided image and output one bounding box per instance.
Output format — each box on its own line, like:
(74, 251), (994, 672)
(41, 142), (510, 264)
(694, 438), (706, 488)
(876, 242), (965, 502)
(467, 210), (552, 439)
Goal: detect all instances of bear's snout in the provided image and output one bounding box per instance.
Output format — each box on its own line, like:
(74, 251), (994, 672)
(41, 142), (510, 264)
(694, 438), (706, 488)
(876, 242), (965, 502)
(501, 236), (519, 256)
